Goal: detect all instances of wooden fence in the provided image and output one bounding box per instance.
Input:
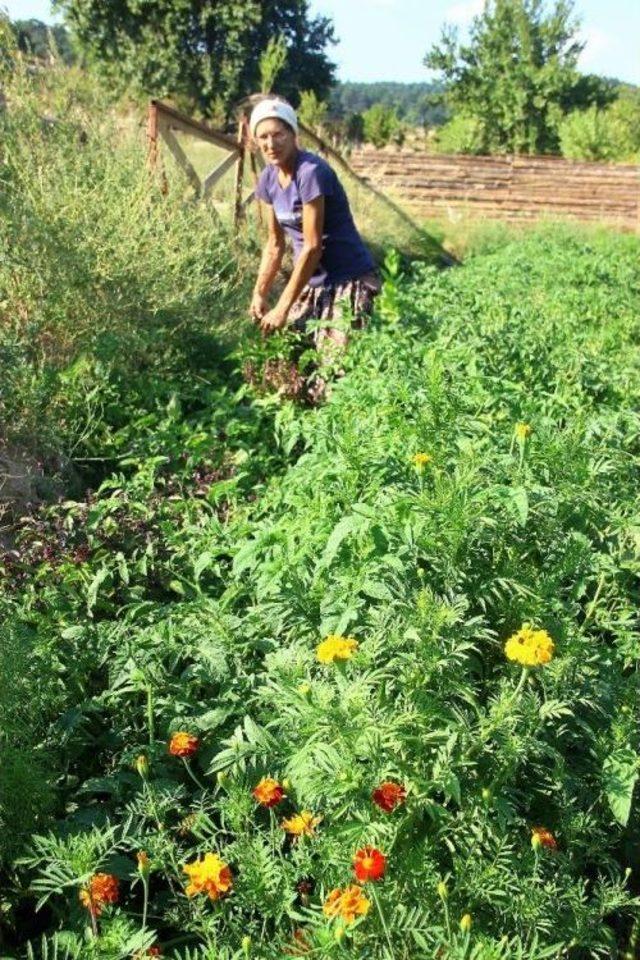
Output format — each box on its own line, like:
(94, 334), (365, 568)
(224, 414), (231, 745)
(147, 99), (423, 236)
(348, 150), (640, 231)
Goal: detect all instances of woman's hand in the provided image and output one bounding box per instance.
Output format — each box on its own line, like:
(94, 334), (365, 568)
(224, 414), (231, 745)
(260, 305), (289, 335)
(249, 291), (268, 323)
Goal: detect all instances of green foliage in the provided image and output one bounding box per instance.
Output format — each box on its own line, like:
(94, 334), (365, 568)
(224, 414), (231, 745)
(258, 33), (288, 95)
(329, 80), (448, 128)
(3, 225), (640, 955)
(424, 0), (614, 154)
(56, 0), (337, 118)
(0, 59), (257, 465)
(362, 103), (405, 148)
(11, 18), (75, 64)
(559, 90), (640, 162)
(297, 89), (329, 134)
(433, 113), (486, 154)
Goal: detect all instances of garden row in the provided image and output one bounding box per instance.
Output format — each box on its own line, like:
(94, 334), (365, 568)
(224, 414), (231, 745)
(1, 225), (639, 958)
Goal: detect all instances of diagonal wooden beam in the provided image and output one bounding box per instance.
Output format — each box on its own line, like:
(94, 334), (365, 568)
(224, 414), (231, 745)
(202, 151), (239, 198)
(159, 125), (201, 192)
(152, 99), (240, 153)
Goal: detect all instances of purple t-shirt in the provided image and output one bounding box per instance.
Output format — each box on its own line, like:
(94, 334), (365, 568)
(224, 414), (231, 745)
(255, 149), (375, 288)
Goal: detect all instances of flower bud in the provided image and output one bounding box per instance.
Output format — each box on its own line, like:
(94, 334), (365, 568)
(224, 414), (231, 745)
(241, 935), (251, 956)
(137, 850), (150, 877)
(135, 755), (149, 778)
(297, 682), (311, 696)
(282, 778), (291, 791)
(334, 925), (346, 943)
(217, 771), (228, 785)
(437, 881), (448, 900)
(481, 787), (492, 802)
(459, 913), (472, 933)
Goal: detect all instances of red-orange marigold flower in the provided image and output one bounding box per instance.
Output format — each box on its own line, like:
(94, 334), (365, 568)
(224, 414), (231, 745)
(78, 872), (119, 916)
(168, 731), (200, 757)
(531, 826), (557, 850)
(372, 781), (406, 813)
(252, 777), (285, 807)
(353, 846), (386, 882)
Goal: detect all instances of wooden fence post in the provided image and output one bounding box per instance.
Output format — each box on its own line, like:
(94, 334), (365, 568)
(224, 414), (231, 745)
(233, 114), (248, 228)
(147, 100), (159, 171)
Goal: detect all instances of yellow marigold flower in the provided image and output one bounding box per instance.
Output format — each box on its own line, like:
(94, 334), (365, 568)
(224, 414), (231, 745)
(460, 913), (473, 933)
(281, 810), (321, 836)
(183, 852), (232, 900)
(504, 624), (555, 667)
(316, 635), (358, 664)
(323, 884), (371, 924)
(410, 452), (431, 470)
(515, 422), (532, 441)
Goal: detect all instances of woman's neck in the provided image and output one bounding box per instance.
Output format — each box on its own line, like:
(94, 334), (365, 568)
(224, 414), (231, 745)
(277, 147), (299, 177)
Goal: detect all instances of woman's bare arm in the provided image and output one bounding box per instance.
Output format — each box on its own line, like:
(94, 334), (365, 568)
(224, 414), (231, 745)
(260, 197), (324, 332)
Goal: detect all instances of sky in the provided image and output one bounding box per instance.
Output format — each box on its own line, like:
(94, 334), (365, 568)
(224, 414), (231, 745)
(4, 0), (639, 86)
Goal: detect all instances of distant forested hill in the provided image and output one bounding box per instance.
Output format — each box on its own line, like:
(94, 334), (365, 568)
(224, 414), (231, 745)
(329, 81), (448, 126)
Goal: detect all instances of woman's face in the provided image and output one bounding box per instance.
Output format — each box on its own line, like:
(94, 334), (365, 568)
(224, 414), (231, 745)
(254, 118), (297, 166)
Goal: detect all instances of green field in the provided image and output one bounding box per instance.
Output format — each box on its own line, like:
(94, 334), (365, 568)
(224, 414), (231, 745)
(1, 61), (640, 960)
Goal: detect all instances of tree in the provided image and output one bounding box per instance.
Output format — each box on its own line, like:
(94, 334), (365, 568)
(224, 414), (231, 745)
(297, 89), (328, 133)
(362, 103), (404, 148)
(424, 0), (614, 154)
(55, 0), (336, 119)
(11, 18), (75, 63)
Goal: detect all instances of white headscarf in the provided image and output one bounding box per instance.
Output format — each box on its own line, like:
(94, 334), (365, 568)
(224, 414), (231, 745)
(249, 98), (299, 138)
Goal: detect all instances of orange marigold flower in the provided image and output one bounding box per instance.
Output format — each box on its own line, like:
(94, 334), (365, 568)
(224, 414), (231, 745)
(281, 811), (321, 836)
(531, 826), (557, 850)
(78, 872), (119, 916)
(372, 781), (406, 813)
(183, 852), (232, 900)
(323, 884), (371, 924)
(137, 850), (150, 875)
(353, 846), (386, 882)
(316, 634), (358, 664)
(169, 731), (200, 757)
(252, 777), (286, 807)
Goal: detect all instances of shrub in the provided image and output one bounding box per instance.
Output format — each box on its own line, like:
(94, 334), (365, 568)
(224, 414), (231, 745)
(362, 102), (405, 148)
(433, 113), (486, 154)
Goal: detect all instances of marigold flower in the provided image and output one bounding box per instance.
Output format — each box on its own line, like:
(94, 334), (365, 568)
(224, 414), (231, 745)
(169, 731), (200, 757)
(79, 872), (119, 916)
(323, 884), (371, 924)
(460, 913), (473, 933)
(281, 811), (321, 836)
(531, 826), (558, 850)
(504, 624), (555, 667)
(372, 781), (406, 813)
(252, 777), (285, 807)
(316, 635), (358, 664)
(183, 852), (232, 900)
(410, 452), (431, 470)
(515, 422), (532, 441)
(137, 850), (150, 876)
(353, 846), (386, 882)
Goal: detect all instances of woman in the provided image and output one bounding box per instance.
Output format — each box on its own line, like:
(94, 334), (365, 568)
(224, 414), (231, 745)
(248, 97), (380, 392)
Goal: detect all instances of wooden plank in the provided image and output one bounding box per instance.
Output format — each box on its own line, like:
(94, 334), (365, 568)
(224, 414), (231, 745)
(152, 99), (240, 153)
(233, 116), (247, 227)
(159, 125), (201, 192)
(202, 151), (239, 197)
